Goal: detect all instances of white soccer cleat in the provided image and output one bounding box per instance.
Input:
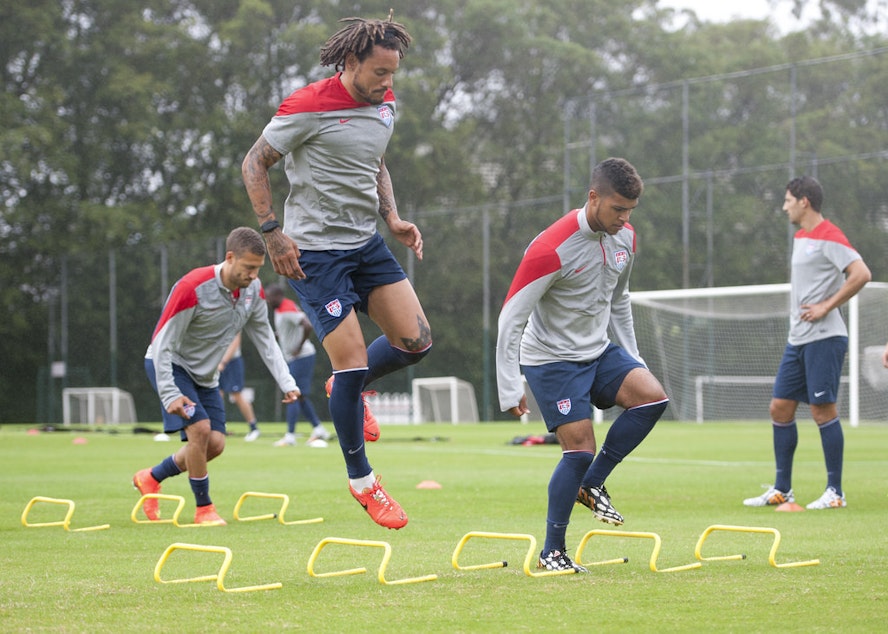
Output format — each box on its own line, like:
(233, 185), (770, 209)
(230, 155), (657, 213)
(308, 424), (331, 442)
(743, 485), (794, 507)
(274, 433), (296, 447)
(244, 429), (261, 442)
(806, 487), (846, 509)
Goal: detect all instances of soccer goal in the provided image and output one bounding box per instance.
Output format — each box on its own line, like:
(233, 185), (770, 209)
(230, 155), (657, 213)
(62, 387), (138, 425)
(629, 282), (888, 426)
(411, 377), (479, 424)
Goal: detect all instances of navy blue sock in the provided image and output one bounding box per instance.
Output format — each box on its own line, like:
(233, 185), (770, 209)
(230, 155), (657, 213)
(545, 451), (594, 553)
(150, 455), (182, 483)
(818, 417), (843, 495)
(328, 368), (372, 478)
(364, 335), (430, 387)
(286, 401), (302, 434)
(189, 475), (211, 507)
(583, 400), (667, 487)
(773, 420), (797, 493)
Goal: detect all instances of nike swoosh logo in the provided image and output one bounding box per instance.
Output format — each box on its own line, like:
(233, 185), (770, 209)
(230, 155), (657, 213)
(339, 118), (351, 124)
(574, 265), (589, 274)
(348, 444), (364, 455)
(814, 391), (826, 397)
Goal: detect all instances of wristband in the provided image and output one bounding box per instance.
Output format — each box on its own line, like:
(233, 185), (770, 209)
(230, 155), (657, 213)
(260, 219), (281, 233)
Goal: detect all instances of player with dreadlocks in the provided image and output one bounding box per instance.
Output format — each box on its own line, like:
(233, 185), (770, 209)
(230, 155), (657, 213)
(242, 13), (430, 530)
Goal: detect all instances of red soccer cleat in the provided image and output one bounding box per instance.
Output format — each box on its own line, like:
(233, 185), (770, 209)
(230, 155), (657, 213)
(133, 468), (161, 521)
(348, 476), (408, 530)
(194, 503), (227, 526)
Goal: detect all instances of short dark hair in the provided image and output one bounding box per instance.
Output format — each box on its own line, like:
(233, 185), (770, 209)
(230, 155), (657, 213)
(319, 14), (412, 70)
(226, 227), (266, 257)
(590, 158), (643, 200)
(786, 176), (823, 212)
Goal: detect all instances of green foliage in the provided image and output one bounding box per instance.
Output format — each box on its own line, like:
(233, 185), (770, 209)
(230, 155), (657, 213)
(2, 0), (887, 423)
(1, 421), (887, 631)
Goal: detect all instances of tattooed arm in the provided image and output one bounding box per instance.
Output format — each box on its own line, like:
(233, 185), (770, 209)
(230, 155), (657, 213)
(242, 136), (306, 280)
(377, 157), (423, 260)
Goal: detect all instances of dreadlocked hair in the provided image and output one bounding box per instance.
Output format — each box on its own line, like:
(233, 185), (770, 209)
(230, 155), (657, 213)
(319, 12), (412, 71)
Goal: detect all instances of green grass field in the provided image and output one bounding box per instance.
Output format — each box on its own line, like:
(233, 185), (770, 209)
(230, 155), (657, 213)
(1, 420), (886, 632)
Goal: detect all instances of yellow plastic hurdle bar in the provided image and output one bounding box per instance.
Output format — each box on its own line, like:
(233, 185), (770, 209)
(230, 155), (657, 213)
(130, 494), (224, 528)
(576, 529), (702, 573)
(21, 496), (110, 532)
(154, 542), (282, 593)
(307, 537), (438, 585)
(232, 491), (323, 525)
(451, 531), (580, 578)
(694, 524), (820, 568)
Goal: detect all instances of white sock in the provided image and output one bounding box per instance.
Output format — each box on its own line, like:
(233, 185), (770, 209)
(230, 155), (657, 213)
(349, 472), (376, 492)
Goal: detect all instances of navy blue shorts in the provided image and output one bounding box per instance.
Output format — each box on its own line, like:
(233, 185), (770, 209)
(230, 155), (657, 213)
(218, 356), (245, 393)
(145, 359), (227, 439)
(522, 344), (645, 432)
(289, 232), (407, 341)
(772, 336), (847, 405)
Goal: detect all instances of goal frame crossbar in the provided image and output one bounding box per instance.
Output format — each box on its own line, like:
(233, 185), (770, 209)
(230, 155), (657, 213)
(630, 282), (888, 427)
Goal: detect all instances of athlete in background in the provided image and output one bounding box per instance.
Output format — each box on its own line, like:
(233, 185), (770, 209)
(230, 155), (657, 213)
(743, 176), (870, 510)
(134, 227), (300, 525)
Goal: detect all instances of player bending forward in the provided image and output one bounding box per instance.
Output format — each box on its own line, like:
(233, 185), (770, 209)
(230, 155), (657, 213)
(497, 158), (669, 573)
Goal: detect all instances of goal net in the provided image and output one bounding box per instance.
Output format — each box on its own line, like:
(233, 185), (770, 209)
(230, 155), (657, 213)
(62, 387), (138, 425)
(411, 377), (479, 423)
(629, 282), (888, 425)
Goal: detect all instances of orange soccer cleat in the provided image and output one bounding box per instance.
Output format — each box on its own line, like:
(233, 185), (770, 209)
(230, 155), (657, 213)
(132, 468), (161, 521)
(348, 476), (408, 530)
(194, 503), (227, 526)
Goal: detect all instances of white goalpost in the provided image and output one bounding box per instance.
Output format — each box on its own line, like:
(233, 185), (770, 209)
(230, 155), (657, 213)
(411, 377), (479, 424)
(629, 282), (888, 426)
(62, 387), (138, 425)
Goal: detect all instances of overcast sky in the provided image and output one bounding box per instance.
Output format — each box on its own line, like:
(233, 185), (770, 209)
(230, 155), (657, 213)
(657, 0), (818, 32)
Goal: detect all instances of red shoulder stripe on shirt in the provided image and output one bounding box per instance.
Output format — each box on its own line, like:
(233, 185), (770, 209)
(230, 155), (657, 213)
(503, 212), (579, 304)
(276, 74), (396, 115)
(794, 219), (853, 249)
(624, 221), (637, 252)
(151, 265), (214, 340)
(276, 298), (300, 314)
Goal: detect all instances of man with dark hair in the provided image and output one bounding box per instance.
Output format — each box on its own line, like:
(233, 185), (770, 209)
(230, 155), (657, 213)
(497, 158), (669, 573)
(743, 176), (870, 510)
(241, 15), (430, 529)
(134, 227), (301, 525)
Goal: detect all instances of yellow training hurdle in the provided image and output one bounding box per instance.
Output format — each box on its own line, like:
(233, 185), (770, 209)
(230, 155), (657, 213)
(130, 494), (224, 528)
(232, 491), (323, 525)
(307, 537), (438, 585)
(451, 531), (579, 578)
(154, 542), (282, 592)
(21, 496), (110, 532)
(694, 524), (820, 568)
(576, 529), (702, 573)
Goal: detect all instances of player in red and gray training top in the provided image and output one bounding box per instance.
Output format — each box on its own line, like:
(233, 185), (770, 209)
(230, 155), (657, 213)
(241, 14), (431, 530)
(497, 158), (669, 574)
(743, 175), (870, 511)
(134, 227), (300, 526)
(265, 283), (330, 447)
